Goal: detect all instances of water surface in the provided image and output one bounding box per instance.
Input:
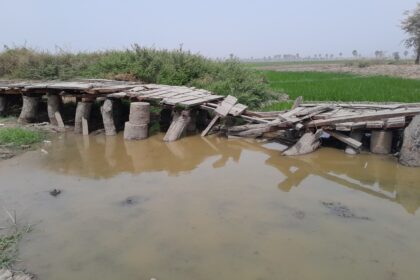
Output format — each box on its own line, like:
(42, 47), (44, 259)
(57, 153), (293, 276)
(0, 133), (419, 280)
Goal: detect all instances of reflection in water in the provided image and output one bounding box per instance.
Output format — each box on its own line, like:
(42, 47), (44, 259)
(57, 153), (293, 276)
(44, 133), (420, 214)
(1, 132), (420, 280)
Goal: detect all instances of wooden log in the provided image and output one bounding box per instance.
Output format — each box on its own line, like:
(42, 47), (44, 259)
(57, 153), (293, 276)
(0, 96), (6, 115)
(18, 96), (40, 124)
(129, 102), (150, 125)
(74, 101), (92, 134)
(345, 131), (363, 155)
(370, 130), (393, 154)
(47, 94), (61, 126)
(385, 116), (406, 129)
(164, 110), (191, 142)
(283, 130), (323, 156)
(101, 99), (116, 136)
(123, 122), (148, 140)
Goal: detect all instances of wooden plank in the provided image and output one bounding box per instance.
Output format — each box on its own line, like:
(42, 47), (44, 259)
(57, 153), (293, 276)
(180, 95), (224, 107)
(163, 93), (210, 105)
(229, 104), (247, 116)
(327, 131), (362, 149)
(291, 96), (303, 109)
(201, 115), (220, 137)
(215, 95), (238, 116)
(306, 108), (420, 127)
(47, 82), (93, 90)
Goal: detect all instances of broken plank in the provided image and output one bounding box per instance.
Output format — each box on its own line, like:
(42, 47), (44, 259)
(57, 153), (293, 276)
(201, 115), (220, 137)
(229, 103), (247, 116)
(327, 131), (362, 149)
(215, 95), (238, 116)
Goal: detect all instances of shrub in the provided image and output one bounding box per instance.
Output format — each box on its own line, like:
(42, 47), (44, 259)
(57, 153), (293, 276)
(0, 45), (275, 109)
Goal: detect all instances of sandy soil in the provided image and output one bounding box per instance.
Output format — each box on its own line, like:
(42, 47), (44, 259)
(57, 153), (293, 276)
(255, 63), (420, 80)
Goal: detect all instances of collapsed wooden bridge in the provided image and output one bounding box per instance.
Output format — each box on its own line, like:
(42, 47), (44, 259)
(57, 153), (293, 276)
(1, 79), (420, 163)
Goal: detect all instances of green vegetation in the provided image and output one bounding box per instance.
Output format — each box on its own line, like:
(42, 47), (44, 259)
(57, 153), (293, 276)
(0, 127), (44, 146)
(0, 231), (23, 268)
(0, 46), (274, 109)
(263, 71), (420, 105)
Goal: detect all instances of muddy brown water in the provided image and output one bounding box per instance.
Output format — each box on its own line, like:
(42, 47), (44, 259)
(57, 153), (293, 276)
(0, 133), (419, 280)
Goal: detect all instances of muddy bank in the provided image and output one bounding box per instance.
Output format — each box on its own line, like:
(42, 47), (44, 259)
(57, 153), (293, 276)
(254, 63), (420, 79)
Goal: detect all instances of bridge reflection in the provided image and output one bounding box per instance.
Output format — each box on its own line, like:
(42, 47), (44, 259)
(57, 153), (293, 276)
(43, 133), (420, 214)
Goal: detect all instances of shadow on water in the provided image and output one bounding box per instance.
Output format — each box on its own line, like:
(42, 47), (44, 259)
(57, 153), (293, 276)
(42, 133), (420, 215)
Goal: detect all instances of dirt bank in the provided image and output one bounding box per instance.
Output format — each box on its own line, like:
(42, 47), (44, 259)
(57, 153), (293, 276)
(255, 63), (420, 80)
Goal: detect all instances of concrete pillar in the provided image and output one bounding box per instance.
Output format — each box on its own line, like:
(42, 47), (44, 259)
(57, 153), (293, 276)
(124, 102), (150, 140)
(370, 130), (393, 154)
(18, 95), (40, 123)
(74, 101), (92, 134)
(47, 94), (61, 126)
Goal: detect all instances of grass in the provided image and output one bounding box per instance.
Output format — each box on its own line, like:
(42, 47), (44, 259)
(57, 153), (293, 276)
(0, 127), (44, 146)
(262, 71), (420, 107)
(0, 231), (23, 268)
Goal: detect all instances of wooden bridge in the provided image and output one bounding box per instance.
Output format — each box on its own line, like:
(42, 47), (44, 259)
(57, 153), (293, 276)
(0, 79), (254, 141)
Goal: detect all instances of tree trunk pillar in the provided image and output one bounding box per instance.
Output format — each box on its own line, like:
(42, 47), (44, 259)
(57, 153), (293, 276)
(124, 102), (150, 140)
(101, 99), (117, 136)
(370, 130), (393, 154)
(18, 95), (40, 124)
(74, 101), (92, 134)
(47, 94), (61, 126)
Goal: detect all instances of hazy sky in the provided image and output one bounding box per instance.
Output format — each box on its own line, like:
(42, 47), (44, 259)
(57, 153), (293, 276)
(0, 0), (418, 58)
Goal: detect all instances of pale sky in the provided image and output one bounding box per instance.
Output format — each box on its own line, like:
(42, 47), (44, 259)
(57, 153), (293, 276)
(0, 0), (418, 58)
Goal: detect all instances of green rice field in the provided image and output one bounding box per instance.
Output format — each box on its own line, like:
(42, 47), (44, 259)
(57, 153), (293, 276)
(262, 71), (420, 111)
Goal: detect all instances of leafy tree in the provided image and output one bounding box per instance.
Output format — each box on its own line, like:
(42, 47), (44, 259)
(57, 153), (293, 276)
(404, 50), (409, 58)
(352, 50), (358, 57)
(393, 52), (400, 61)
(339, 52), (343, 57)
(401, 4), (420, 64)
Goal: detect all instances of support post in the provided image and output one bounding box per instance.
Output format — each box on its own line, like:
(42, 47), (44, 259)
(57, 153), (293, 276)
(18, 95), (40, 124)
(370, 130), (393, 154)
(101, 99), (116, 136)
(74, 101), (92, 134)
(47, 94), (61, 126)
(124, 102), (150, 140)
(163, 110), (191, 142)
(0, 96), (6, 116)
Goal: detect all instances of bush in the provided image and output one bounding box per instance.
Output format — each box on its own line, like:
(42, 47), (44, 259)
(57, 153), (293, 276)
(0, 45), (275, 109)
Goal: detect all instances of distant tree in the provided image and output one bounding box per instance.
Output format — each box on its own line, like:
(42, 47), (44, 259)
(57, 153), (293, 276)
(352, 50), (358, 58)
(404, 50), (409, 58)
(401, 4), (420, 64)
(339, 52), (343, 58)
(393, 52), (401, 61)
(318, 53), (322, 59)
(330, 54), (334, 59)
